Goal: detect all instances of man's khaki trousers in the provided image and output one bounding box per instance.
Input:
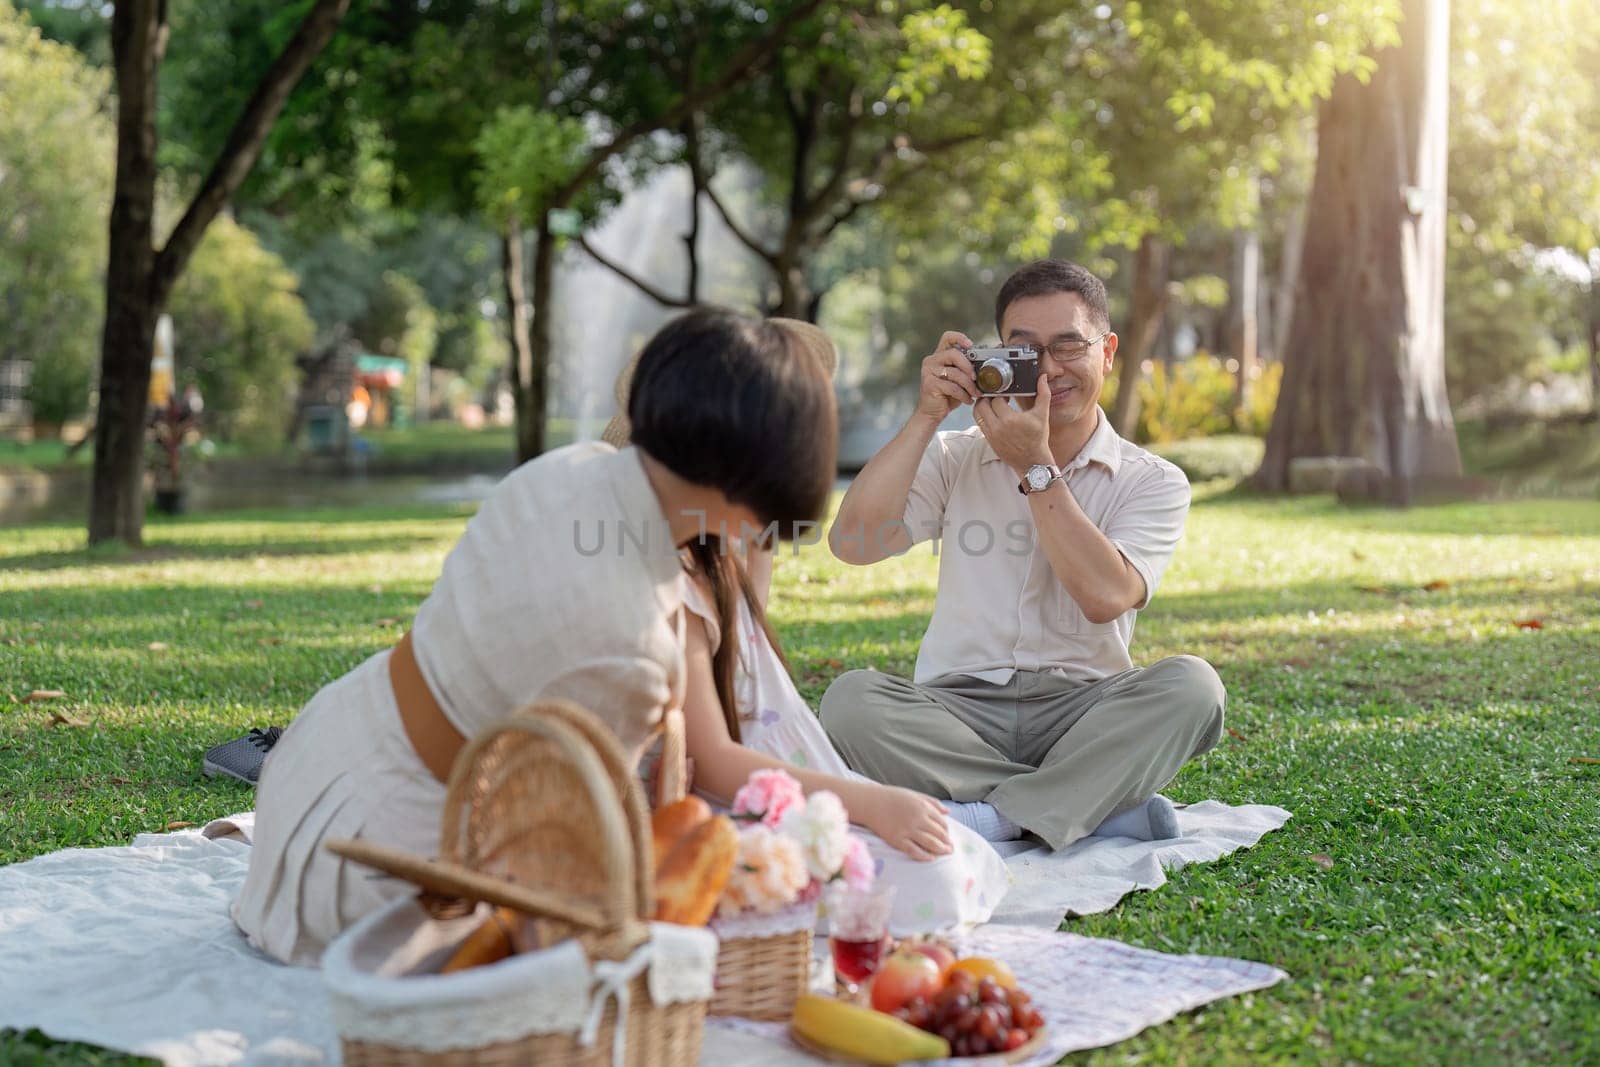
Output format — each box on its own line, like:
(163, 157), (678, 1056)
(819, 656), (1225, 850)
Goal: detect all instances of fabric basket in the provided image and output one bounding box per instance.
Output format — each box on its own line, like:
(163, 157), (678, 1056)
(322, 700), (714, 1066)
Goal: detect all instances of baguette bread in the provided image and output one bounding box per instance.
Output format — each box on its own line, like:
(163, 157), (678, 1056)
(653, 815), (738, 926)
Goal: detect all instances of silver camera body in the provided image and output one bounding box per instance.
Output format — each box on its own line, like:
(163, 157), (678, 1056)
(962, 345), (1042, 398)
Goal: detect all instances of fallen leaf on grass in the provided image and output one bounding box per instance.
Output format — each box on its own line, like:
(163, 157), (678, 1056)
(108, 776), (133, 785)
(243, 599), (263, 610)
(1514, 619), (1544, 630)
(1569, 757), (1600, 766)
(1421, 580), (1449, 592)
(375, 617), (400, 628)
(1309, 853), (1335, 871)
(148, 641), (169, 651)
(48, 711), (89, 728)
(1227, 727), (1249, 742)
(165, 821), (195, 831)
(22, 689), (66, 703)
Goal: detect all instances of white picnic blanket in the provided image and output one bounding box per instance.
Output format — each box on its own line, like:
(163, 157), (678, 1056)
(0, 801), (1290, 1066)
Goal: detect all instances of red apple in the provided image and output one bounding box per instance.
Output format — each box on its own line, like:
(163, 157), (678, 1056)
(869, 949), (944, 1014)
(905, 939), (957, 981)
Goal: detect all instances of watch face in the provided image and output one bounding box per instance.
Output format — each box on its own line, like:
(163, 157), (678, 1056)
(1027, 466), (1051, 491)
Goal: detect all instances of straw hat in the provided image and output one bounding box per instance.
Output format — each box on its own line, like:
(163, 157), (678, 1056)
(601, 317), (839, 448)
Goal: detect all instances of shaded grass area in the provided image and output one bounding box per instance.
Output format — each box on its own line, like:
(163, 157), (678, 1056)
(3, 489), (1598, 1063)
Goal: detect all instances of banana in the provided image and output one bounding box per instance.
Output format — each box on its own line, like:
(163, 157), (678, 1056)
(791, 994), (951, 1064)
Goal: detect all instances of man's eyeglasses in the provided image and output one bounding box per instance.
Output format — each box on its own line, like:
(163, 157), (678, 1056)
(1008, 333), (1109, 363)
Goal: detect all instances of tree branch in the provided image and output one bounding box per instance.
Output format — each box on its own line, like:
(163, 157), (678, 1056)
(810, 129), (987, 242)
(552, 0), (826, 208)
(151, 0), (351, 309)
(704, 181), (782, 267)
(576, 235), (694, 308)
(809, 84), (863, 215)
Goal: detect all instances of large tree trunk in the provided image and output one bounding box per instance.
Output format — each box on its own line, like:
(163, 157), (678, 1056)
(1588, 254), (1600, 418)
(1255, 0), (1460, 502)
(1271, 198), (1308, 363)
(89, 0), (350, 545)
(501, 221), (536, 462)
(515, 215), (554, 464)
(1231, 225), (1261, 415)
(89, 0), (163, 545)
(1110, 233), (1170, 439)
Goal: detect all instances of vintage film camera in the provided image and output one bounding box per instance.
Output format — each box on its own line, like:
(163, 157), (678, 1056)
(961, 345), (1042, 398)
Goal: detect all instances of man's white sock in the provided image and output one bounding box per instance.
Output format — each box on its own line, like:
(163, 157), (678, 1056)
(1092, 795), (1182, 841)
(946, 801), (1023, 842)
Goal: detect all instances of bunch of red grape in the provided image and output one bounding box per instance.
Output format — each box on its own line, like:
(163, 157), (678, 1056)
(890, 971), (1045, 1057)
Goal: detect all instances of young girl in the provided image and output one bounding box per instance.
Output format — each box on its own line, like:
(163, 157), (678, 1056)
(678, 540), (1009, 933)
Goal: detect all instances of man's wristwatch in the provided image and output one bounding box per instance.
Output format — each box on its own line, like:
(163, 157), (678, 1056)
(1018, 463), (1064, 495)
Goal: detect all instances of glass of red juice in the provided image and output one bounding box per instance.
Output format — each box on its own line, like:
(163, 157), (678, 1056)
(825, 883), (896, 999)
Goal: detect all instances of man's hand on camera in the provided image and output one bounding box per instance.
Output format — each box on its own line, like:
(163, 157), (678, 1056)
(917, 331), (980, 423)
(974, 373), (1052, 475)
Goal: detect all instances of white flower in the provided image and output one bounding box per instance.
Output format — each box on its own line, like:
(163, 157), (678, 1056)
(779, 790), (851, 882)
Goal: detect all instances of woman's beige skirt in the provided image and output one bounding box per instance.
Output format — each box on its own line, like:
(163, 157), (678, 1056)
(232, 650), (446, 965)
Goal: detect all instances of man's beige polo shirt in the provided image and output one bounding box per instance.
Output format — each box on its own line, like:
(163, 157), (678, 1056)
(892, 412), (1190, 685)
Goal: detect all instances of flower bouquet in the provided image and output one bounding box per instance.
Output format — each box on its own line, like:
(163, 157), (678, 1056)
(707, 769), (875, 1021)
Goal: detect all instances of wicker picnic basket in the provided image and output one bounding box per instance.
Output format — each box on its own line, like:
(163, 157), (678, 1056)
(651, 710), (816, 1022)
(322, 700), (714, 1066)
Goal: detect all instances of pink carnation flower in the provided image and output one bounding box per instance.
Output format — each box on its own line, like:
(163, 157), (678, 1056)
(840, 834), (875, 892)
(731, 768), (804, 828)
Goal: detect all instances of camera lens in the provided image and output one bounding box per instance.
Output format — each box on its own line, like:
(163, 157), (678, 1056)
(977, 358), (1012, 393)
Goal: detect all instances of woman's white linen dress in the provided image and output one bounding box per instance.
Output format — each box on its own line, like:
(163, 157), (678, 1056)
(233, 444), (687, 965)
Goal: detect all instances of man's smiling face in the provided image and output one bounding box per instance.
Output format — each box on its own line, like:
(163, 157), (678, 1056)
(1000, 291), (1119, 431)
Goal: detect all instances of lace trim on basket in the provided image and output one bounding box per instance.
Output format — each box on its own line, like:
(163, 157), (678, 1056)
(709, 901), (819, 940)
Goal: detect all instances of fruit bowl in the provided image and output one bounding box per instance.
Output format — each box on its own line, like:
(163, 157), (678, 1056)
(790, 952), (1049, 1065)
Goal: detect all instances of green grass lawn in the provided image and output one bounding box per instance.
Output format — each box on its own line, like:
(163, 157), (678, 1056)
(3, 487), (1598, 1064)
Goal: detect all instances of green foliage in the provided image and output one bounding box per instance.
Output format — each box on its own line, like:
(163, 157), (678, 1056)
(1151, 434), (1265, 483)
(887, 5), (992, 106)
(0, 2), (112, 424)
(1101, 355), (1282, 444)
(1443, 0), (1599, 403)
(471, 107), (592, 227)
(1443, 234), (1586, 405)
(167, 218), (315, 448)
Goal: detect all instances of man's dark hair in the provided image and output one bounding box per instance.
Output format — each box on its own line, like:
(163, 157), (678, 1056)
(994, 260), (1110, 334)
(628, 306), (837, 532)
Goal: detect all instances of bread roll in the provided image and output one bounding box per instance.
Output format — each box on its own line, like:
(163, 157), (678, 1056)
(653, 815), (738, 926)
(651, 795), (712, 871)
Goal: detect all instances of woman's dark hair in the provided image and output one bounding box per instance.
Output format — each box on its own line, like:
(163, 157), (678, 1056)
(685, 538), (791, 744)
(627, 307), (838, 533)
(994, 260), (1110, 334)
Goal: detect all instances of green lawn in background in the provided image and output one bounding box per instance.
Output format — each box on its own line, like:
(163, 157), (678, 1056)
(2, 486), (1597, 1063)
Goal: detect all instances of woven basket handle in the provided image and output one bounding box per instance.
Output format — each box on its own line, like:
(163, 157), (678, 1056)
(441, 710), (643, 944)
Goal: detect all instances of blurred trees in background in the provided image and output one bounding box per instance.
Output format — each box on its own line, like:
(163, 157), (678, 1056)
(4, 0), (1599, 540)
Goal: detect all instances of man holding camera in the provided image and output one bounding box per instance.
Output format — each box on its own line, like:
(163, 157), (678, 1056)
(821, 260), (1224, 850)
